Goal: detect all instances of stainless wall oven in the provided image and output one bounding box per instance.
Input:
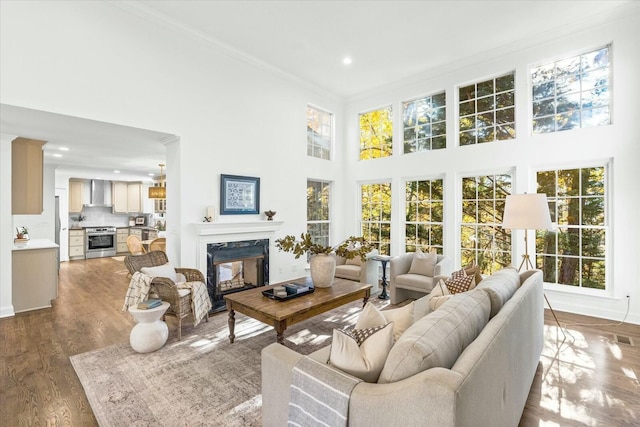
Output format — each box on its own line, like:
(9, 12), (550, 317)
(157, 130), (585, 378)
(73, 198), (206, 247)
(85, 227), (117, 258)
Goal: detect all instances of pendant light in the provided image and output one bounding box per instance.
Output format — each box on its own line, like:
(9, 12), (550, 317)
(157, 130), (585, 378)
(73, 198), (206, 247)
(148, 163), (166, 199)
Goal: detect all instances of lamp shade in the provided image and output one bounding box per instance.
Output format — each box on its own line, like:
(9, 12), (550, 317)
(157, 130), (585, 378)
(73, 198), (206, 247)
(502, 193), (552, 230)
(148, 186), (166, 199)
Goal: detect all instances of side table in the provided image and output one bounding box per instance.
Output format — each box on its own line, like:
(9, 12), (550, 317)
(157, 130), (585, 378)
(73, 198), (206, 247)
(371, 255), (392, 300)
(128, 301), (170, 353)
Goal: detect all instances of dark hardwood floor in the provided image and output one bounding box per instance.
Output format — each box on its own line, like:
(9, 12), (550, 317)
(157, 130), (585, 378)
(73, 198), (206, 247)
(1, 257), (638, 426)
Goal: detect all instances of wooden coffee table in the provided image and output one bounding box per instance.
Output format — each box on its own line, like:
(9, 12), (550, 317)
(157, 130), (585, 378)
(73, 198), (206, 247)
(224, 278), (372, 344)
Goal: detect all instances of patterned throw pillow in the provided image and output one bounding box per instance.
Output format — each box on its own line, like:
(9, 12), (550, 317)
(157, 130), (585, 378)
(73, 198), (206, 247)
(329, 323), (394, 382)
(463, 262), (483, 286)
(444, 270), (476, 294)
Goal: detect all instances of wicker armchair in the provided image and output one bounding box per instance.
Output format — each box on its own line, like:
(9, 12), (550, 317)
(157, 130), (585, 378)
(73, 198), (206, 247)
(126, 235), (146, 255)
(124, 251), (208, 339)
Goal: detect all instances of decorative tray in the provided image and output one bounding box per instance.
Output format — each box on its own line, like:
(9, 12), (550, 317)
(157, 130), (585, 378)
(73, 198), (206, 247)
(262, 285), (315, 301)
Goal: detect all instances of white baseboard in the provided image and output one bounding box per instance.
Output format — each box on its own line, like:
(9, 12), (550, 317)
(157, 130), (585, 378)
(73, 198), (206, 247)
(548, 301), (639, 326)
(0, 305), (15, 318)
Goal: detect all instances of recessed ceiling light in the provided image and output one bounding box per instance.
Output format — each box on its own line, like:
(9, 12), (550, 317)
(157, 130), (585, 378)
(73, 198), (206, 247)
(148, 173), (155, 177)
(58, 147), (70, 151)
(114, 170), (120, 173)
(52, 153), (63, 158)
(343, 57), (352, 65)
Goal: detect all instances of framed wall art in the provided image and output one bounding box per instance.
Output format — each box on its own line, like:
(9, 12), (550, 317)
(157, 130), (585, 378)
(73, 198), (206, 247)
(220, 174), (260, 215)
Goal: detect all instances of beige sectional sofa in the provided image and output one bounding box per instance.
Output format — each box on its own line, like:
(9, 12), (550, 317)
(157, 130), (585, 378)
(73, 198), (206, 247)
(261, 268), (544, 427)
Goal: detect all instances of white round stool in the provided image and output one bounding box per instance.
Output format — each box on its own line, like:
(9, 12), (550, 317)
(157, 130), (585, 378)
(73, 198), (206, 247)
(128, 301), (170, 353)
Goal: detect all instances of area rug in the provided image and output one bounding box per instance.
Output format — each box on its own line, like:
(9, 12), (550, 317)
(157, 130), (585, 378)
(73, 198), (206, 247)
(111, 256), (126, 262)
(70, 300), (372, 426)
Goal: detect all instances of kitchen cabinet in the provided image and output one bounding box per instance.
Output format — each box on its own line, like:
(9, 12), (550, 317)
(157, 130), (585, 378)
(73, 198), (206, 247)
(12, 137), (46, 215)
(69, 180), (84, 213)
(69, 229), (85, 260)
(127, 183), (142, 213)
(129, 228), (142, 238)
(112, 182), (142, 213)
(116, 228), (129, 254)
(12, 239), (59, 313)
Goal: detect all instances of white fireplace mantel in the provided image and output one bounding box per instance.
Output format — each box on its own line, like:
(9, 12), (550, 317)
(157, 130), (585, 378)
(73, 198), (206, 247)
(193, 221), (284, 272)
(193, 220), (284, 236)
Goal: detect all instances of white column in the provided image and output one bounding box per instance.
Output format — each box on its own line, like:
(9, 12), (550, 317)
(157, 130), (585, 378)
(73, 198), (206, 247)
(0, 134), (18, 317)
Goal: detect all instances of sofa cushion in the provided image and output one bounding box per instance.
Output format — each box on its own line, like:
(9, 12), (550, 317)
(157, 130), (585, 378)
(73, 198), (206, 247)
(412, 295), (432, 322)
(378, 289), (491, 384)
(356, 302), (414, 341)
(329, 322), (394, 383)
(408, 249), (437, 277)
(141, 262), (177, 282)
(476, 267), (520, 317)
(394, 273), (434, 291)
(335, 264), (360, 281)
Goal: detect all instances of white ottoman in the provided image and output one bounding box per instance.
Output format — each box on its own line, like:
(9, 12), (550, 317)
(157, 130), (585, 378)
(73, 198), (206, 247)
(128, 301), (170, 353)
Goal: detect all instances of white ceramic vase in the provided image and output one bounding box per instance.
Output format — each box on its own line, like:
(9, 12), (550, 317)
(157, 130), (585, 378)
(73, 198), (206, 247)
(309, 253), (336, 288)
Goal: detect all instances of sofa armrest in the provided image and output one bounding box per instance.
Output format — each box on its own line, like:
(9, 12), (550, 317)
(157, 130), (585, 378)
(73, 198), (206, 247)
(434, 257), (452, 277)
(349, 367), (462, 427)
(261, 343), (305, 427)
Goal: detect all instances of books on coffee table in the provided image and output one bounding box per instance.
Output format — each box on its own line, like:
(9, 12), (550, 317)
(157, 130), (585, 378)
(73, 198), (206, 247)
(137, 299), (162, 310)
(284, 283), (310, 295)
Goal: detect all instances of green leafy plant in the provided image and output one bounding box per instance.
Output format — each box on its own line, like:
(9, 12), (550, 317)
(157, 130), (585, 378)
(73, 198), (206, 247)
(275, 233), (374, 261)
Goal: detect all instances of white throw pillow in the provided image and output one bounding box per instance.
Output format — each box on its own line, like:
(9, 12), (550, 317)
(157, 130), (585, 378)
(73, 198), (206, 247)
(429, 280), (453, 311)
(408, 249), (437, 277)
(329, 323), (394, 383)
(140, 263), (177, 282)
(356, 302), (415, 341)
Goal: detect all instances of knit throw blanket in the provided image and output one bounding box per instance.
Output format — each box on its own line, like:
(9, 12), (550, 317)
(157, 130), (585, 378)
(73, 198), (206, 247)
(122, 272), (154, 311)
(176, 281), (212, 326)
(289, 356), (362, 427)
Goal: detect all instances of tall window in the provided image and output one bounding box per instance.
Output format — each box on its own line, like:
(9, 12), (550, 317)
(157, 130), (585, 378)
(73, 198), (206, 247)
(359, 106), (393, 160)
(536, 166), (607, 289)
(532, 46), (610, 134)
(459, 73), (516, 145)
(307, 180), (330, 248)
(361, 182), (391, 255)
(307, 105), (332, 159)
(405, 179), (444, 253)
(461, 174), (512, 274)
(403, 92), (446, 153)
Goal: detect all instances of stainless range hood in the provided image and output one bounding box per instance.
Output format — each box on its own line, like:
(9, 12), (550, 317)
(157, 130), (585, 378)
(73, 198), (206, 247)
(84, 179), (112, 207)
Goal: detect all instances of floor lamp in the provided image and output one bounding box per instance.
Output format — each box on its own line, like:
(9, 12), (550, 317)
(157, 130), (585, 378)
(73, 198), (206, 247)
(502, 193), (566, 342)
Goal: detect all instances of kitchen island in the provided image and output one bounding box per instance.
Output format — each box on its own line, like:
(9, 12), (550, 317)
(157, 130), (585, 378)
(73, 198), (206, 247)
(12, 239), (59, 313)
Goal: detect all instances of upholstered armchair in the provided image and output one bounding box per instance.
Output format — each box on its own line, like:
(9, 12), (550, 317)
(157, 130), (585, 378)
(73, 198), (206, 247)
(334, 249), (380, 294)
(124, 251), (208, 339)
(389, 252), (452, 304)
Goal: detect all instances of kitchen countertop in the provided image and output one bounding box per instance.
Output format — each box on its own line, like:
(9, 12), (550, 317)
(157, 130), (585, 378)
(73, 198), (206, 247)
(13, 238), (59, 251)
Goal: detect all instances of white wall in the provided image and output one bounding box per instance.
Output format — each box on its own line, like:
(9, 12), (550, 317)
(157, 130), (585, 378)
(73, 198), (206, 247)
(0, 2), (344, 293)
(343, 8), (640, 323)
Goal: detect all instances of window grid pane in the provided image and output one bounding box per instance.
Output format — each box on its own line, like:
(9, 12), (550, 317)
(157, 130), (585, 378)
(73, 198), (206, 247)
(535, 167), (607, 289)
(360, 106), (393, 160)
(458, 73), (516, 146)
(531, 46), (611, 134)
(403, 92), (447, 154)
(307, 105), (332, 160)
(307, 180), (331, 250)
(405, 179), (444, 254)
(361, 182), (392, 255)
(460, 174), (512, 274)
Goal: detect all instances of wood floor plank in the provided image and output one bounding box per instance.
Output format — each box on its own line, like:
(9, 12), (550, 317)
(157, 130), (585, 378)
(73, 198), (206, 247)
(1, 258), (638, 426)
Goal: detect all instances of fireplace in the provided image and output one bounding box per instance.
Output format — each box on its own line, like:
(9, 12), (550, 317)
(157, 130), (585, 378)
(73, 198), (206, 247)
(206, 239), (269, 312)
